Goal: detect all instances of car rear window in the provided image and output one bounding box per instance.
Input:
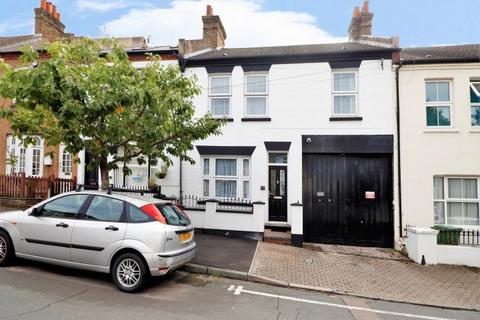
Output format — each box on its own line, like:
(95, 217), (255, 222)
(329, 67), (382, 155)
(155, 204), (190, 226)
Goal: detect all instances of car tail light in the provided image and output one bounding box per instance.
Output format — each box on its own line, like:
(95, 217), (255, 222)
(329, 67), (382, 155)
(141, 203), (166, 224)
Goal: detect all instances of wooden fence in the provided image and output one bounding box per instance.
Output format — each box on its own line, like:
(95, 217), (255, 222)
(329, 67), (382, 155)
(0, 173), (76, 199)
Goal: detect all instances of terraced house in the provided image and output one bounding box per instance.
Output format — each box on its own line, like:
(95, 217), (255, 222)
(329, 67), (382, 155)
(1, 1), (478, 257)
(0, 1), (178, 188)
(398, 46), (480, 232)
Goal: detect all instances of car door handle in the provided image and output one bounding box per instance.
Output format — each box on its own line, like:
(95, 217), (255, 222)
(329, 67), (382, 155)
(56, 222), (69, 228)
(105, 225), (119, 231)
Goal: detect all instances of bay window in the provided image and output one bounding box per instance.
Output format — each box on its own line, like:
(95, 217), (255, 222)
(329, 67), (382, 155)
(245, 74), (268, 117)
(332, 71), (358, 116)
(202, 157), (251, 199)
(434, 176), (480, 226)
(209, 75), (231, 117)
(425, 81), (451, 127)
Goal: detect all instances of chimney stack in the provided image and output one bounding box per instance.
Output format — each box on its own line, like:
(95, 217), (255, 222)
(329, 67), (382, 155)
(206, 4), (213, 16)
(179, 5), (227, 55)
(34, 0), (66, 41)
(348, 1), (373, 41)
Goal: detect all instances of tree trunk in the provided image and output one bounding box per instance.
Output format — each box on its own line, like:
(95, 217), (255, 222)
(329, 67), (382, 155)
(99, 157), (110, 190)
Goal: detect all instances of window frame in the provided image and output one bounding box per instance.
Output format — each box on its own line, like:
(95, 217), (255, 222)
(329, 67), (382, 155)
(425, 80), (453, 128)
(60, 147), (73, 176)
(469, 81), (480, 127)
(331, 70), (359, 117)
(434, 176), (480, 228)
(268, 152), (288, 166)
(36, 194), (90, 220)
(201, 156), (251, 199)
(82, 195), (127, 223)
(244, 73), (269, 118)
(6, 135), (43, 177)
(209, 74), (232, 118)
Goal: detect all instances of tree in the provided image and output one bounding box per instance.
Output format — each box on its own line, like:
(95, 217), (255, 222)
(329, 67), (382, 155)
(0, 38), (224, 188)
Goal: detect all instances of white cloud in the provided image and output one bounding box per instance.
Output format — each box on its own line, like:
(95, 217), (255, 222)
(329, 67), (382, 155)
(101, 0), (346, 47)
(0, 20), (33, 35)
(75, 0), (140, 13)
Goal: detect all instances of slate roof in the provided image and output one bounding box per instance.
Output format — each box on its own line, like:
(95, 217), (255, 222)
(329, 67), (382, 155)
(400, 44), (480, 64)
(187, 42), (397, 61)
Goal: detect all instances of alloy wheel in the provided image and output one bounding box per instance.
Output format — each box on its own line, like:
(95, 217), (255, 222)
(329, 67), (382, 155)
(0, 237), (6, 262)
(116, 258), (141, 288)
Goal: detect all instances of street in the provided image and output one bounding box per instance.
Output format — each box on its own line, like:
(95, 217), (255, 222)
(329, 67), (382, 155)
(0, 260), (478, 320)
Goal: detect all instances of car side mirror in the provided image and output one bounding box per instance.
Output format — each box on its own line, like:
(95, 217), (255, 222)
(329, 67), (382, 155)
(30, 208), (41, 216)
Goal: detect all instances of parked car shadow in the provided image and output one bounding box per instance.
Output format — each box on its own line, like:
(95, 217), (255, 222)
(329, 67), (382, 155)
(10, 258), (179, 291)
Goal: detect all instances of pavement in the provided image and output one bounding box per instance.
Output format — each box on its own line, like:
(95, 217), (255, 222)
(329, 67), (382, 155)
(189, 234), (480, 311)
(1, 259), (479, 320)
(191, 233), (257, 272)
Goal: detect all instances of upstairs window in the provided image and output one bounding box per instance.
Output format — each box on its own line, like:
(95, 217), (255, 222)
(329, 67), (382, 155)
(209, 75), (231, 117)
(470, 81), (480, 127)
(332, 71), (357, 116)
(245, 74), (268, 117)
(425, 81), (451, 127)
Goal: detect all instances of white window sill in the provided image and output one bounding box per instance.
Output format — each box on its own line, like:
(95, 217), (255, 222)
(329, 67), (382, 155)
(469, 128), (480, 133)
(423, 128), (459, 133)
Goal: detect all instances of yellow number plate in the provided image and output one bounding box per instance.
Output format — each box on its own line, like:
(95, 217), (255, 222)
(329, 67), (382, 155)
(179, 232), (192, 242)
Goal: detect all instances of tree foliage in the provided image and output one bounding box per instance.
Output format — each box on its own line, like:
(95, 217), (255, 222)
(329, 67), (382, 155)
(0, 38), (224, 187)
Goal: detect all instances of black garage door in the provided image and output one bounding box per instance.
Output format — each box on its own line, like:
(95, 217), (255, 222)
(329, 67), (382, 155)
(303, 154), (393, 247)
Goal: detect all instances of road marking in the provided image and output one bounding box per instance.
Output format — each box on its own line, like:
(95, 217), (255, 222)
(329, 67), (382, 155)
(227, 285), (459, 320)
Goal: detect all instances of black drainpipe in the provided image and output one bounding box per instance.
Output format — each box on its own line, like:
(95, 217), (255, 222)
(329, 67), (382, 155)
(179, 159), (183, 199)
(395, 62), (403, 238)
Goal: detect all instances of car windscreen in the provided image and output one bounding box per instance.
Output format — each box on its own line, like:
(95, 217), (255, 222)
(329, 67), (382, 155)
(155, 204), (190, 226)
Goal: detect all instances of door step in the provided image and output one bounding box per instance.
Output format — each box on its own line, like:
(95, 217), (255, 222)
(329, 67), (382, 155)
(263, 228), (292, 246)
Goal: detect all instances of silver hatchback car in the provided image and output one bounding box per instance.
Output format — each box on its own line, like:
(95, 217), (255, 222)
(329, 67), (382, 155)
(0, 191), (196, 292)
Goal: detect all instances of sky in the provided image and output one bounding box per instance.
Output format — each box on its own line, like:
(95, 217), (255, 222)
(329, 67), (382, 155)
(1, 0), (479, 48)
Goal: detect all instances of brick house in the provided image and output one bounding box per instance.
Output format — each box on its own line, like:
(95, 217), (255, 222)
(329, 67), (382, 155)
(0, 1), (178, 185)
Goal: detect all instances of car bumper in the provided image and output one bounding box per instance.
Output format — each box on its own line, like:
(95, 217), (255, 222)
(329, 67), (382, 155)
(146, 242), (196, 276)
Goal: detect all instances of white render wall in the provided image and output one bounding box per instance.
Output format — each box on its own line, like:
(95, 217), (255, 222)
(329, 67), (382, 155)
(399, 63), (480, 228)
(178, 59), (396, 233)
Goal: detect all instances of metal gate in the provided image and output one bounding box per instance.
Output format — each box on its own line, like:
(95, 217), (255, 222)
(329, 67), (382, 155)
(303, 154), (393, 247)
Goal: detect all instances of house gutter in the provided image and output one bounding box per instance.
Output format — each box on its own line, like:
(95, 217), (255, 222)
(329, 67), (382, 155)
(395, 61), (403, 238)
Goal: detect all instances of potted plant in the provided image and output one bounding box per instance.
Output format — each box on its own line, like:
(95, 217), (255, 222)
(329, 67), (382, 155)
(155, 163), (168, 179)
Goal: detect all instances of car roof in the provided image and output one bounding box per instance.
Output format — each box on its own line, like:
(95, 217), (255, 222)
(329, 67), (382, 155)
(56, 190), (173, 207)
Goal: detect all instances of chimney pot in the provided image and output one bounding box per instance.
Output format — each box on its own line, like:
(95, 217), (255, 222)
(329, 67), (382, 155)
(46, 2), (53, 14)
(353, 6), (360, 17)
(40, 0), (47, 10)
(206, 5), (213, 16)
(56, 12), (61, 21)
(362, 1), (369, 13)
(52, 5), (57, 18)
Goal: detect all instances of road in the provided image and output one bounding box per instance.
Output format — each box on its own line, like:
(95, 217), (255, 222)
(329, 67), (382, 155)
(0, 260), (478, 320)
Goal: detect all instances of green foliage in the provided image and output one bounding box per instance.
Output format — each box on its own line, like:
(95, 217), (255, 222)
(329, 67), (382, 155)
(0, 38), (224, 187)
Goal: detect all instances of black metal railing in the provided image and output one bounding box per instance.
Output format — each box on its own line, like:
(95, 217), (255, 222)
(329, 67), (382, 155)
(438, 228), (480, 246)
(217, 198), (253, 214)
(77, 184), (163, 198)
(110, 185), (163, 198)
(177, 195), (206, 211)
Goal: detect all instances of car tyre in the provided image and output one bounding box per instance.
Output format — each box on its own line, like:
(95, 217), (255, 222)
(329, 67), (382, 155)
(0, 230), (14, 266)
(112, 253), (148, 293)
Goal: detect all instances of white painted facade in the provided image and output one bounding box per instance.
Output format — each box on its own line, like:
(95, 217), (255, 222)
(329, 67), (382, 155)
(398, 63), (480, 230)
(173, 58), (398, 240)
